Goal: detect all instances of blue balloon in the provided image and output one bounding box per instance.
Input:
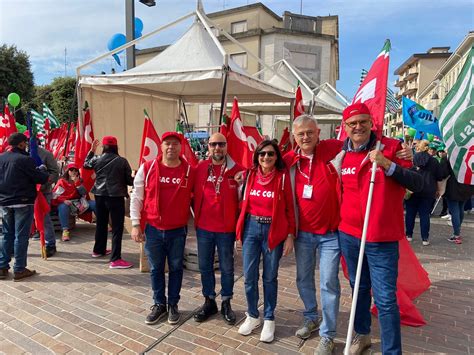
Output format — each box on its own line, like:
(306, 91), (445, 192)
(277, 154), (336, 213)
(107, 33), (126, 53)
(134, 17), (144, 33)
(134, 30), (142, 39)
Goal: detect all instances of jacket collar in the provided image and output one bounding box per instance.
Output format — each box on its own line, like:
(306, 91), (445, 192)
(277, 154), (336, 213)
(342, 132), (377, 152)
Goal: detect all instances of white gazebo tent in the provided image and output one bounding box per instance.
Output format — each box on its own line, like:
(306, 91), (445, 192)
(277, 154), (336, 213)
(77, 10), (294, 168)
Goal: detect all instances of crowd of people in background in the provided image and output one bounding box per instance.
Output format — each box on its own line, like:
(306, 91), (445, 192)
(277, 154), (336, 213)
(1, 102), (474, 355)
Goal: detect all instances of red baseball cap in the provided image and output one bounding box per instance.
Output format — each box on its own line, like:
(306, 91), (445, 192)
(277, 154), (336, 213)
(67, 163), (78, 170)
(102, 136), (118, 146)
(161, 132), (182, 143)
(342, 103), (371, 121)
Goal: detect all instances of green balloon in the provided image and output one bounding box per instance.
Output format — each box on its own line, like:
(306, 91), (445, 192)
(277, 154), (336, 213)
(427, 133), (434, 142)
(7, 92), (20, 107)
(407, 127), (417, 137)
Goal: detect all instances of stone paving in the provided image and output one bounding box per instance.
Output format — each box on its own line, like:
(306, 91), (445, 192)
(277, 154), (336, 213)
(0, 213), (473, 354)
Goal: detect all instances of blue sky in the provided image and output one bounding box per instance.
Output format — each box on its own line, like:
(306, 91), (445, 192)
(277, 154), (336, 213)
(1, 0), (472, 99)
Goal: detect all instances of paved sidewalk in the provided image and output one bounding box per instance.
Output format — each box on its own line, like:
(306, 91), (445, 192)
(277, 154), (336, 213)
(0, 215), (473, 354)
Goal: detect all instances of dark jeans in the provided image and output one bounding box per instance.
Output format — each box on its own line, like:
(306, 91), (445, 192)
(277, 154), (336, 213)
(196, 228), (235, 301)
(242, 217), (283, 320)
(447, 199), (466, 236)
(339, 231), (401, 355)
(93, 195), (124, 262)
(58, 200), (96, 230)
(144, 224), (187, 306)
(0, 205), (35, 272)
(405, 196), (434, 241)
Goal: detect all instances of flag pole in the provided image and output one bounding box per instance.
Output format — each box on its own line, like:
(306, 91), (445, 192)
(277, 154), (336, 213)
(218, 68), (229, 126)
(344, 140), (381, 355)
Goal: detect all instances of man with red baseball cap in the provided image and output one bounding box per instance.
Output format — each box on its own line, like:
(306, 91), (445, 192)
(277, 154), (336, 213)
(84, 136), (134, 269)
(333, 103), (423, 354)
(130, 131), (196, 326)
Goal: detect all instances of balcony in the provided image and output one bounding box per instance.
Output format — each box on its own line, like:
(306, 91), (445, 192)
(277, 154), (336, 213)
(394, 78), (406, 87)
(405, 67), (419, 81)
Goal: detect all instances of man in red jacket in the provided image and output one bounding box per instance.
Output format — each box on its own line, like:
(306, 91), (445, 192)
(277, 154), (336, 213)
(193, 132), (243, 325)
(334, 103), (423, 355)
(130, 132), (196, 326)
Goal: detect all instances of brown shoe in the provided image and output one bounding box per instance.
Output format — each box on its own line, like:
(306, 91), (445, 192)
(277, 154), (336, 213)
(13, 268), (36, 282)
(0, 268), (8, 280)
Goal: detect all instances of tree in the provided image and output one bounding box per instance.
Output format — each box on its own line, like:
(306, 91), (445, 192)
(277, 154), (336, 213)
(0, 44), (34, 106)
(50, 77), (77, 122)
(30, 84), (52, 112)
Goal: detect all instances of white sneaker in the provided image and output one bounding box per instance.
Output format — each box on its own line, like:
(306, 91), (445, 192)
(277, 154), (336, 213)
(422, 240), (430, 246)
(260, 320), (275, 343)
(406, 236), (413, 242)
(238, 313), (261, 335)
(441, 214), (451, 219)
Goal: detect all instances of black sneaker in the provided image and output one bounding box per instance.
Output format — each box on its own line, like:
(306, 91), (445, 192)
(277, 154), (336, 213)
(221, 299), (236, 325)
(0, 268), (8, 280)
(168, 304), (180, 325)
(46, 246), (57, 258)
(194, 297), (218, 322)
(145, 304), (167, 325)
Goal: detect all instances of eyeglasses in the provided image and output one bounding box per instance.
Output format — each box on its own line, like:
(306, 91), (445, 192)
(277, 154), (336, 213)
(344, 120), (371, 129)
(257, 151), (276, 157)
(295, 131), (315, 139)
(208, 142), (227, 147)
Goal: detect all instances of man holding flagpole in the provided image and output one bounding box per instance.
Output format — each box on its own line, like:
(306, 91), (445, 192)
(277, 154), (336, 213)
(333, 103), (423, 354)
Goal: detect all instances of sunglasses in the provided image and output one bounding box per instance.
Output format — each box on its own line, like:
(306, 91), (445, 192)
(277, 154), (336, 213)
(208, 142), (227, 147)
(257, 151), (276, 157)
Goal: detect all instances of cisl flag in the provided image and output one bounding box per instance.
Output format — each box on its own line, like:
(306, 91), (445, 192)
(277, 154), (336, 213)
(294, 85), (305, 118)
(227, 97), (259, 168)
(339, 40), (390, 141)
(139, 110), (161, 166)
(0, 104), (17, 152)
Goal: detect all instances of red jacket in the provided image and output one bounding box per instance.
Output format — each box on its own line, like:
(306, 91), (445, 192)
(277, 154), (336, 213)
(236, 168), (296, 250)
(51, 178), (84, 206)
(193, 157), (243, 233)
(141, 156), (196, 230)
(332, 136), (421, 242)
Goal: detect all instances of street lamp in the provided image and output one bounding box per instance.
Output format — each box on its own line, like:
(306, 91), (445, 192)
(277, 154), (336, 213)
(431, 80), (448, 100)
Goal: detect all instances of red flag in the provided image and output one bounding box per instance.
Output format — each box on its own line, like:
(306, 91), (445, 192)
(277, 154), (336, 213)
(227, 98), (260, 169)
(75, 105), (95, 191)
(139, 110), (161, 167)
(48, 124), (66, 156)
(44, 118), (50, 148)
(339, 40), (390, 141)
(180, 135), (199, 167)
(220, 114), (230, 137)
(278, 127), (291, 155)
(294, 86), (305, 118)
(0, 105), (18, 153)
(34, 186), (51, 258)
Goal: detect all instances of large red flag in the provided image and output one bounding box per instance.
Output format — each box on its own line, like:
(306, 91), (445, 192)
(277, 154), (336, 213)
(227, 97), (260, 169)
(294, 85), (305, 118)
(75, 104), (95, 191)
(34, 185), (51, 259)
(180, 135), (199, 167)
(139, 110), (161, 167)
(278, 127), (291, 155)
(0, 105), (18, 152)
(339, 40), (390, 141)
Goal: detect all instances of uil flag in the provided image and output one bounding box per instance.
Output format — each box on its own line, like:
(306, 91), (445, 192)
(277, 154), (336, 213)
(402, 96), (442, 137)
(294, 85), (305, 118)
(0, 104), (17, 152)
(139, 110), (161, 166)
(438, 46), (474, 184)
(75, 103), (95, 191)
(227, 97), (259, 168)
(339, 40), (390, 141)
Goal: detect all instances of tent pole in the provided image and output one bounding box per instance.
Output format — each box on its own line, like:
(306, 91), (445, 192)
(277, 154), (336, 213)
(218, 70), (229, 126)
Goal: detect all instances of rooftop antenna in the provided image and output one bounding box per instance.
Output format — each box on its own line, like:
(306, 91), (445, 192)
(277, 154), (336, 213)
(300, 0), (303, 14)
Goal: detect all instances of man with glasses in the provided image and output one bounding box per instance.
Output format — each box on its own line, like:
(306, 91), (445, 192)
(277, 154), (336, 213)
(333, 103), (422, 354)
(192, 132), (243, 325)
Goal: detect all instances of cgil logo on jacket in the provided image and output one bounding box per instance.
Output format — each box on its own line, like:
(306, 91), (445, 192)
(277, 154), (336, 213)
(159, 176), (181, 184)
(249, 189), (274, 198)
(341, 167), (356, 175)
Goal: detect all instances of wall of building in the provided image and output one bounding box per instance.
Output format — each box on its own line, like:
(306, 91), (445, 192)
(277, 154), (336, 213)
(418, 57), (449, 94)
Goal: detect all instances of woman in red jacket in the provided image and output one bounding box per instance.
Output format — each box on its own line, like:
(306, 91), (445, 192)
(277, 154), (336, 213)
(52, 164), (96, 241)
(236, 140), (296, 343)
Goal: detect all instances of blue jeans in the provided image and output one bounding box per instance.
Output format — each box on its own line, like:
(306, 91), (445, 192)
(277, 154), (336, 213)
(295, 231), (341, 339)
(0, 205), (35, 272)
(339, 231), (401, 355)
(144, 224), (187, 306)
(196, 228), (235, 301)
(447, 199), (466, 236)
(242, 217), (283, 320)
(405, 196), (434, 241)
(57, 200), (96, 230)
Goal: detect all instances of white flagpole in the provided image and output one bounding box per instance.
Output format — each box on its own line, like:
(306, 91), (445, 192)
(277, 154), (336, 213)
(344, 140), (381, 355)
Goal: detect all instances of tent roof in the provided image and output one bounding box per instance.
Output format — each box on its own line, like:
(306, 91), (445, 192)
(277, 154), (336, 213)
(78, 21), (293, 103)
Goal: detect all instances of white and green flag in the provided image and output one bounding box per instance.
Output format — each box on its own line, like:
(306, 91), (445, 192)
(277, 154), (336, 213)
(438, 46), (474, 185)
(42, 102), (60, 128)
(30, 109), (47, 147)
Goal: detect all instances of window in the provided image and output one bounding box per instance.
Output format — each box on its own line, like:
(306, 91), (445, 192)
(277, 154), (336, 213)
(230, 52), (247, 69)
(231, 20), (247, 34)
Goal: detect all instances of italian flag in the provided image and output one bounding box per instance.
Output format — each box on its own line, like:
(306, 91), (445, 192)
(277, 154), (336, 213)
(438, 46), (474, 184)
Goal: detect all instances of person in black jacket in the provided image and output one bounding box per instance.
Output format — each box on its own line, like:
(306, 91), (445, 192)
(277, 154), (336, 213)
(84, 136), (133, 268)
(0, 133), (49, 281)
(405, 141), (443, 246)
